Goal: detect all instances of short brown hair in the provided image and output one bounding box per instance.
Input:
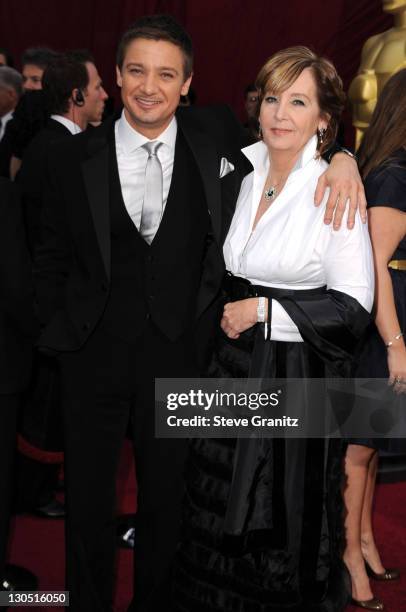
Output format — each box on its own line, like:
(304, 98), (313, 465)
(255, 46), (346, 155)
(42, 54), (88, 115)
(116, 14), (193, 80)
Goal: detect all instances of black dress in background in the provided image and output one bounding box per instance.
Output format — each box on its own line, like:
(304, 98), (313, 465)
(355, 150), (406, 453)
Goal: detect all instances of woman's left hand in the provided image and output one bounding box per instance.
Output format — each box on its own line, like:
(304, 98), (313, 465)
(314, 153), (367, 230)
(387, 345), (406, 395)
(221, 298), (259, 339)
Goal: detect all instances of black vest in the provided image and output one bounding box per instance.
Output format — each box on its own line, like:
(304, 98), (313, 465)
(100, 129), (210, 342)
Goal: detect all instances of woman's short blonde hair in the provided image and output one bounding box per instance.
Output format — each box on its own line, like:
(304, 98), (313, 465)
(255, 46), (346, 155)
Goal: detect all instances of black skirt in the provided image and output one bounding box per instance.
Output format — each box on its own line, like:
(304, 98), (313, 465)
(172, 279), (371, 611)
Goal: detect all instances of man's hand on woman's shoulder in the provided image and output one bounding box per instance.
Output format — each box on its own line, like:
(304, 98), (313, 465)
(315, 152), (367, 230)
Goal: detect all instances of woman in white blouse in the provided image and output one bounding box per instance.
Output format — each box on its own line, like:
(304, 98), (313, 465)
(174, 47), (374, 612)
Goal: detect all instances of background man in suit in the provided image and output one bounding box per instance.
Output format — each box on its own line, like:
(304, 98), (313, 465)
(35, 14), (365, 612)
(0, 48), (57, 179)
(14, 50), (108, 522)
(21, 47), (58, 91)
(0, 48), (14, 67)
(3, 47), (59, 180)
(0, 67), (21, 139)
(243, 82), (260, 142)
(19, 50), (108, 251)
(0, 66), (22, 177)
(0, 178), (37, 592)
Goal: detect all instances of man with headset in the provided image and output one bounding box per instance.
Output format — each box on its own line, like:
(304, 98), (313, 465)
(15, 51), (108, 522)
(18, 50), (108, 251)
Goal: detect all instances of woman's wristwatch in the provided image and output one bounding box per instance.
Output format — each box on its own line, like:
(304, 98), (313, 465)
(257, 297), (266, 323)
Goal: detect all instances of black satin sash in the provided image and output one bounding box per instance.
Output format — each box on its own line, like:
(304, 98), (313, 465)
(222, 272), (372, 376)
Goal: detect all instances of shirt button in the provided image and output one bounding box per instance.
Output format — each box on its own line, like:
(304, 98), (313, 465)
(101, 283), (108, 292)
(82, 322), (90, 331)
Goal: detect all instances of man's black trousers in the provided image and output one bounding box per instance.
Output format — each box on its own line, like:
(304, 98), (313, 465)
(59, 322), (197, 612)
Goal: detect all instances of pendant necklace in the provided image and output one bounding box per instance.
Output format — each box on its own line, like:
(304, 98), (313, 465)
(264, 184), (279, 201)
(264, 175), (287, 202)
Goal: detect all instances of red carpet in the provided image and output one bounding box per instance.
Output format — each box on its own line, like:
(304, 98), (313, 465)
(8, 441), (406, 611)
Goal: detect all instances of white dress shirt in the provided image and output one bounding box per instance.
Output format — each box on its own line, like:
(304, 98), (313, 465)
(223, 136), (375, 342)
(0, 110), (13, 141)
(50, 114), (82, 135)
(114, 110), (177, 230)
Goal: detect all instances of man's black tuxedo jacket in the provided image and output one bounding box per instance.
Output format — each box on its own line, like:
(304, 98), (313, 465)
(0, 179), (37, 393)
(35, 106), (251, 357)
(17, 118), (71, 254)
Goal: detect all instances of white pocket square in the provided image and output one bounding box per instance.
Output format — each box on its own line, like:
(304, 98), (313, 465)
(219, 157), (235, 178)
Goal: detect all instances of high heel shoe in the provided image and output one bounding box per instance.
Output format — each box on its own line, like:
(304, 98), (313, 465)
(350, 597), (384, 610)
(365, 561), (400, 581)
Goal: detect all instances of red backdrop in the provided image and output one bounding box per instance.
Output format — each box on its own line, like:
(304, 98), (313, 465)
(0, 0), (392, 146)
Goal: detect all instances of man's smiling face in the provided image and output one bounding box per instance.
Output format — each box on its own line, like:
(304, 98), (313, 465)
(116, 37), (192, 139)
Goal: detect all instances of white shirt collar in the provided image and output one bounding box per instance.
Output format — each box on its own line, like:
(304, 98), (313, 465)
(0, 111), (13, 141)
(1, 110), (13, 124)
(51, 114), (82, 135)
(242, 135), (318, 174)
(116, 109), (177, 154)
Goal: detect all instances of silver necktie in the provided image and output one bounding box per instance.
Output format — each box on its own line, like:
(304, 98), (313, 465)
(140, 141), (163, 244)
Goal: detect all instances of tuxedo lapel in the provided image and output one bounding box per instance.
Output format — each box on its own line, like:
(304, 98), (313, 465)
(81, 134), (111, 281)
(177, 114), (222, 245)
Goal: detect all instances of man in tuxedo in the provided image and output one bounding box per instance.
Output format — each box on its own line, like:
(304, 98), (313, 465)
(35, 14), (365, 612)
(0, 178), (37, 589)
(14, 51), (108, 521)
(36, 19), (247, 611)
(19, 50), (108, 252)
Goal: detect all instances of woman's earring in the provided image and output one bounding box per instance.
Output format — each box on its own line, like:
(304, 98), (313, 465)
(317, 127), (326, 144)
(258, 122), (262, 139)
